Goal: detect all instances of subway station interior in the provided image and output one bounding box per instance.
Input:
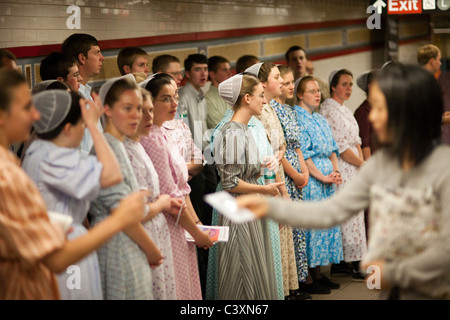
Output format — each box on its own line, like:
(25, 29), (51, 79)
(1, 0), (450, 305)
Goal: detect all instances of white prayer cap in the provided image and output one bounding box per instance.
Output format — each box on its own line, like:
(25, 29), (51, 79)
(139, 73), (157, 89)
(32, 90), (72, 134)
(294, 76), (306, 97)
(328, 69), (344, 87)
(32, 80), (66, 94)
(219, 73), (243, 106)
(244, 62), (263, 77)
(99, 73), (136, 105)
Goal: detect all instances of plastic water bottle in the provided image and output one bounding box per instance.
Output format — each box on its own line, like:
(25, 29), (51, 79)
(178, 104), (188, 125)
(264, 168), (276, 185)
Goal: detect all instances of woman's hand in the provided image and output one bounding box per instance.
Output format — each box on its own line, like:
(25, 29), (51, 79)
(263, 155), (279, 173)
(263, 182), (285, 197)
(80, 92), (103, 128)
(194, 229), (214, 249)
(330, 171), (342, 185)
(145, 248), (164, 269)
(236, 194), (269, 218)
(113, 190), (152, 227)
(293, 172), (306, 188)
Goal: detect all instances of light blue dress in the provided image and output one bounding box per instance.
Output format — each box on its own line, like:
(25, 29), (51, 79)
(206, 109), (284, 300)
(294, 106), (344, 267)
(22, 139), (104, 300)
(271, 100), (309, 282)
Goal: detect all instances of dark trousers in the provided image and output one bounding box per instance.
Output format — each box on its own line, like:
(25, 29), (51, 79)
(188, 164), (218, 298)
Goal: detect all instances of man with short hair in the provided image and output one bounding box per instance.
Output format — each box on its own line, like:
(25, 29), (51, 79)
(39, 52), (83, 92)
(285, 45), (329, 102)
(61, 33), (104, 101)
(178, 54), (216, 297)
(0, 49), (19, 71)
(61, 33), (105, 156)
(235, 54), (260, 74)
(179, 53), (209, 144)
(418, 44), (442, 76)
(152, 54), (184, 87)
(117, 47), (150, 76)
(205, 55), (232, 129)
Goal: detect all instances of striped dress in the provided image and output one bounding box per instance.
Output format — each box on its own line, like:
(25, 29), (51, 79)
(209, 121), (279, 300)
(0, 146), (66, 300)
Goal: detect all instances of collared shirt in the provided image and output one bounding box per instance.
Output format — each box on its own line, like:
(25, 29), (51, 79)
(178, 82), (208, 151)
(78, 83), (103, 158)
(205, 85), (230, 130)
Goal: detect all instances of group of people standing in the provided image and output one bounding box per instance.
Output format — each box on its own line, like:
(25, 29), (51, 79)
(1, 36), (448, 301)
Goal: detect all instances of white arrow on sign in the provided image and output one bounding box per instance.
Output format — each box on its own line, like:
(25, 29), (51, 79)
(373, 0), (387, 14)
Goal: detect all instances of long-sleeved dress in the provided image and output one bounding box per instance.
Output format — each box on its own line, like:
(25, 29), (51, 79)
(295, 106), (344, 268)
(0, 146), (66, 300)
(209, 120), (279, 300)
(123, 137), (177, 300)
(266, 146), (450, 300)
(320, 98), (367, 262)
(271, 100), (309, 284)
(22, 139), (104, 300)
(141, 124), (202, 300)
(89, 133), (154, 300)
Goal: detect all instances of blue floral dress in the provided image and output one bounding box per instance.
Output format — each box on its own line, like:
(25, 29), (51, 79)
(295, 106), (344, 267)
(272, 100), (309, 282)
(206, 109), (284, 300)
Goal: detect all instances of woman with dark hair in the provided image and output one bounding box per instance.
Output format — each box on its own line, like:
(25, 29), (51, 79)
(140, 72), (213, 300)
(320, 69), (367, 280)
(238, 63), (450, 300)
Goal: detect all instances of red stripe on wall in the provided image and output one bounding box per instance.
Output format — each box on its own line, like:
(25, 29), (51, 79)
(6, 15), (429, 60)
(6, 19), (369, 58)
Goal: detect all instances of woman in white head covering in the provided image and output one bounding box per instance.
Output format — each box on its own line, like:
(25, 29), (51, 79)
(207, 73), (284, 300)
(122, 86), (181, 300)
(272, 64), (311, 299)
(89, 74), (164, 299)
(21, 89), (125, 300)
(140, 72), (213, 300)
(317, 69), (368, 279)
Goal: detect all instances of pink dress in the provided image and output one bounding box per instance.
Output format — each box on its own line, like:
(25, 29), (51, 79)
(140, 124), (202, 300)
(162, 119), (204, 164)
(320, 98), (367, 262)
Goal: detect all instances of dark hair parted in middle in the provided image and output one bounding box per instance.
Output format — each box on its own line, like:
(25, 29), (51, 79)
(329, 69), (353, 95)
(144, 73), (174, 100)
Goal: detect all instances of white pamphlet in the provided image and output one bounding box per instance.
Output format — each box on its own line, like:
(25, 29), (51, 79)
(204, 191), (256, 224)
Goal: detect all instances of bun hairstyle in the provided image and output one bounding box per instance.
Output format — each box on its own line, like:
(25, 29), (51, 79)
(233, 74), (261, 110)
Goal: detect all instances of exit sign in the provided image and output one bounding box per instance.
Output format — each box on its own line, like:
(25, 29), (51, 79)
(388, 0), (422, 14)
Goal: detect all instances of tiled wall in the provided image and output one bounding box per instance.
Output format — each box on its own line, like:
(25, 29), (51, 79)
(0, 0), (372, 48)
(2, 0), (435, 113)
